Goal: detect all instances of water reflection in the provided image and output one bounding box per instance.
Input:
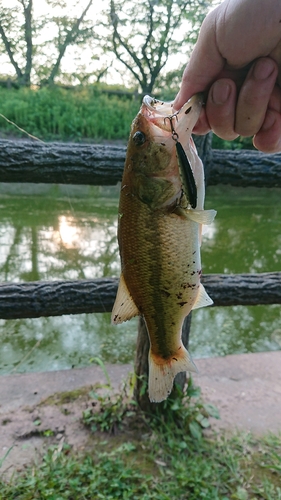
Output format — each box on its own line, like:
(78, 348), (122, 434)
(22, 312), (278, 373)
(0, 184), (280, 374)
(0, 186), (120, 282)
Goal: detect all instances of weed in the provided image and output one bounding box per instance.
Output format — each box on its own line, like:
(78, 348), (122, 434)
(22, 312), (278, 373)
(0, 409), (281, 499)
(83, 373), (137, 434)
(0, 86), (139, 141)
(0, 447), (13, 469)
(149, 377), (220, 440)
(0, 370), (280, 498)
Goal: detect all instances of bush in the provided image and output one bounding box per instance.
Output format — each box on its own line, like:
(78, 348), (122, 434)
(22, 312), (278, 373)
(0, 86), (140, 141)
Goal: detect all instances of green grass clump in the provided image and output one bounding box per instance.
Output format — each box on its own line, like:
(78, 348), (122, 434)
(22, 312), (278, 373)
(83, 375), (220, 438)
(212, 133), (255, 150)
(0, 85), (256, 148)
(0, 86), (140, 141)
(1, 434), (281, 499)
(0, 379), (280, 499)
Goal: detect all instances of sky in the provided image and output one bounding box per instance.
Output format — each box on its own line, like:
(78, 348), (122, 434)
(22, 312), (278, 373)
(0, 0), (108, 83)
(0, 0), (219, 87)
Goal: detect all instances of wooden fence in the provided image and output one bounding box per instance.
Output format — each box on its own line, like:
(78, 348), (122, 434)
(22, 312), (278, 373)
(0, 138), (280, 321)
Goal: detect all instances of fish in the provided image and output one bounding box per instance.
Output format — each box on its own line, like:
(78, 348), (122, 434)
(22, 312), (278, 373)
(111, 94), (216, 403)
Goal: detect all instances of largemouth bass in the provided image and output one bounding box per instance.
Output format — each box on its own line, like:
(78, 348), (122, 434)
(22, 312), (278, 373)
(112, 94), (216, 403)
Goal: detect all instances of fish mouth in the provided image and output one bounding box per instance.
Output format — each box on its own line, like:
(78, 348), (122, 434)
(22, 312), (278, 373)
(141, 94), (203, 138)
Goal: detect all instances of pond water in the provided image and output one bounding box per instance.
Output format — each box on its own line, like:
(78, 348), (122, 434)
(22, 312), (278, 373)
(0, 183), (280, 374)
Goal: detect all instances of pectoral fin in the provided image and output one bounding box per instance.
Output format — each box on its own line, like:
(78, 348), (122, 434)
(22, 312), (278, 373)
(111, 273), (140, 324)
(187, 209), (216, 225)
(192, 283), (213, 310)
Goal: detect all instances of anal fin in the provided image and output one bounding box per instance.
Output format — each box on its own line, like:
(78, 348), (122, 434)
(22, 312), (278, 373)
(111, 273), (140, 324)
(192, 283), (213, 310)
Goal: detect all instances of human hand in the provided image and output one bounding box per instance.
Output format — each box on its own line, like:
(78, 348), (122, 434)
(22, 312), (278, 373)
(174, 0), (281, 153)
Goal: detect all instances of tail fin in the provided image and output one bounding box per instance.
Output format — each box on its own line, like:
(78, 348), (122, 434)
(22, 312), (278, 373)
(148, 344), (197, 403)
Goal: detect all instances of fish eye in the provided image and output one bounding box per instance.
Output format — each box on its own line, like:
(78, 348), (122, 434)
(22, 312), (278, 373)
(133, 131), (146, 146)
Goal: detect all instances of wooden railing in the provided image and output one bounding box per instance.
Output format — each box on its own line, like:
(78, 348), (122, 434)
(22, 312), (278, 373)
(0, 138), (280, 321)
(0, 139), (280, 187)
(1, 136), (280, 409)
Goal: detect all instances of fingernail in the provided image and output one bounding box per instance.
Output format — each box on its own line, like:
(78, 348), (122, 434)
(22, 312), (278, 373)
(253, 58), (275, 80)
(211, 81), (231, 105)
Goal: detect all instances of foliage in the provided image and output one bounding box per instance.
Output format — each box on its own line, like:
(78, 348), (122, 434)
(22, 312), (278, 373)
(0, 85), (139, 141)
(0, 0), (33, 85)
(82, 357), (138, 434)
(0, 0), (215, 90)
(0, 85), (257, 148)
(83, 379), (137, 434)
(212, 133), (255, 151)
(150, 379), (220, 440)
(83, 375), (219, 437)
(0, 365), (280, 498)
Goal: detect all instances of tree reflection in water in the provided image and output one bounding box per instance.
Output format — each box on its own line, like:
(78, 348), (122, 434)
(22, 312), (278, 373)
(0, 184), (280, 374)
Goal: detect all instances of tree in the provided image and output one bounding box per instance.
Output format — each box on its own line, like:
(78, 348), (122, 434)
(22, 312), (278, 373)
(0, 0), (33, 86)
(108, 0), (210, 95)
(42, 0), (94, 85)
(0, 0), (95, 86)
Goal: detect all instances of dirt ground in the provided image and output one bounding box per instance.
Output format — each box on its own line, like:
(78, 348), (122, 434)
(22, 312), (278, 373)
(0, 351), (280, 478)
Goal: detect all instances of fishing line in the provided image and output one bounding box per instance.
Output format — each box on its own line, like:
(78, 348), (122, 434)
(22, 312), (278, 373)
(0, 112), (76, 216)
(0, 114), (45, 143)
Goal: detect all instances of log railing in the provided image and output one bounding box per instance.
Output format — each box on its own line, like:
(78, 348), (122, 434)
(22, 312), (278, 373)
(0, 273), (280, 320)
(0, 139), (280, 187)
(0, 137), (280, 322)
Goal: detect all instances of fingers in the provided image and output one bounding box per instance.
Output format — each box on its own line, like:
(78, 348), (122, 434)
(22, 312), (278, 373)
(253, 86), (281, 152)
(193, 57), (280, 153)
(206, 79), (239, 140)
(253, 109), (281, 152)
(192, 78), (238, 138)
(235, 58), (278, 136)
(192, 78), (239, 138)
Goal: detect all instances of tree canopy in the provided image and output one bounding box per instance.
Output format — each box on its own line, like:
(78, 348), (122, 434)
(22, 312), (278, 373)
(108, 0), (210, 94)
(0, 0), (96, 85)
(0, 0), (212, 91)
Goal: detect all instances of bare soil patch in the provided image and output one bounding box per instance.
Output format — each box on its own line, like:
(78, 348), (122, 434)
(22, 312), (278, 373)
(0, 352), (280, 477)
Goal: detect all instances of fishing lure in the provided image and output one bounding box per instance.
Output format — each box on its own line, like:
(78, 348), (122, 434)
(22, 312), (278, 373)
(167, 114), (197, 209)
(175, 140), (197, 209)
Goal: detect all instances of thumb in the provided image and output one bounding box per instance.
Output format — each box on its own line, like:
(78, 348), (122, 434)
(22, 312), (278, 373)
(173, 16), (224, 109)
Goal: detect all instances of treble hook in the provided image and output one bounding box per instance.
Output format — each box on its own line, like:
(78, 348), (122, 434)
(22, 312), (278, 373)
(164, 113), (180, 142)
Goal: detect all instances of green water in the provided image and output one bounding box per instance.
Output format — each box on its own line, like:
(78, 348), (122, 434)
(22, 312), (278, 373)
(0, 183), (280, 374)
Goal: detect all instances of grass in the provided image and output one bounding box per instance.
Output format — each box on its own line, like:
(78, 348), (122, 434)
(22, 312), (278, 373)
(0, 84), (254, 148)
(0, 378), (280, 499)
(0, 85), (140, 142)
